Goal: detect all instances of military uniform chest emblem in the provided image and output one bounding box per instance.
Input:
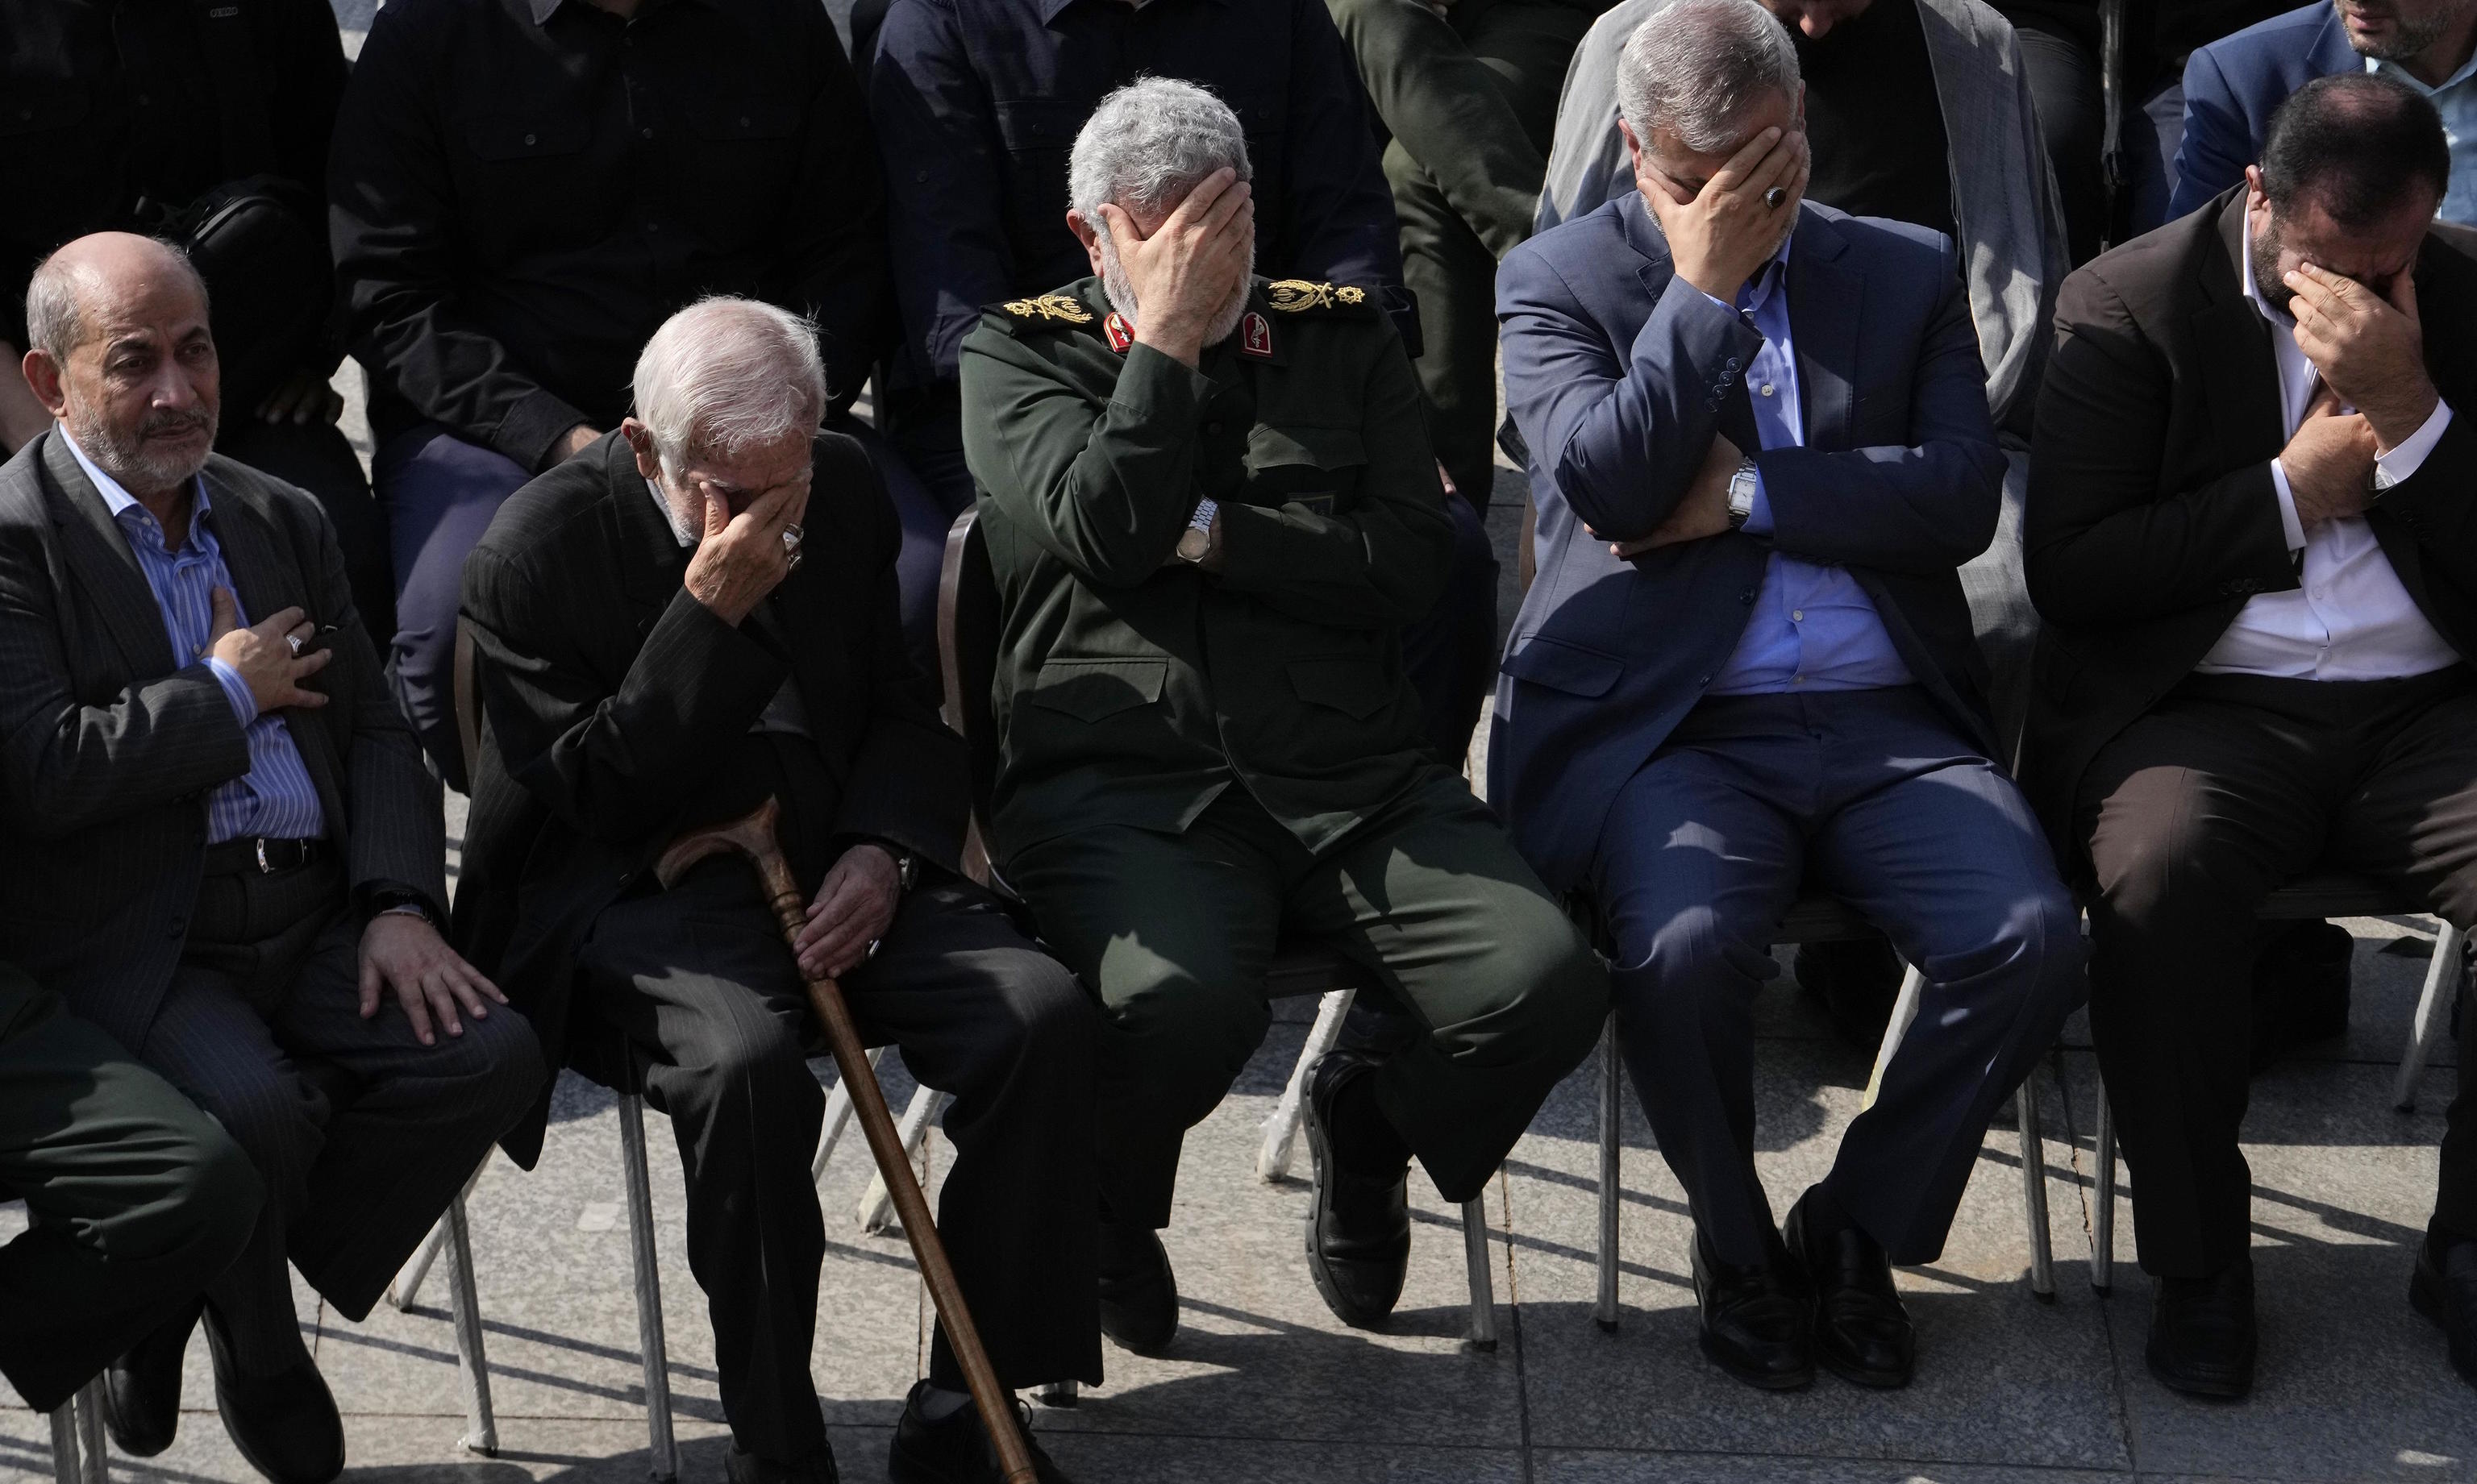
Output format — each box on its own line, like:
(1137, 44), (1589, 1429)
(1239, 312), (1272, 358)
(1264, 280), (1368, 312)
(1000, 293), (1094, 325)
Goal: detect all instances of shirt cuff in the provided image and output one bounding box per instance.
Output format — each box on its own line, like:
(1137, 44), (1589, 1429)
(2267, 459), (2308, 552)
(2376, 399), (2454, 488)
(206, 658), (259, 725)
(1741, 468), (1775, 537)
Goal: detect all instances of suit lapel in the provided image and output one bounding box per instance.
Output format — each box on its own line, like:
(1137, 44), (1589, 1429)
(2196, 194), (2286, 467)
(1785, 211), (1862, 450)
(39, 433), (179, 679)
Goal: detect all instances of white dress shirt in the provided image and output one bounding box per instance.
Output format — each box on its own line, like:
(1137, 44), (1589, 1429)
(2194, 245), (2461, 679)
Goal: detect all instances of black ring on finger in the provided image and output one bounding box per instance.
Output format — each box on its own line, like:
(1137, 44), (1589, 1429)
(1763, 187), (1788, 210)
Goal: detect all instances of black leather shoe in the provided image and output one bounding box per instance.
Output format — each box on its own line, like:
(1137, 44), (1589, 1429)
(1302, 1049), (1411, 1329)
(203, 1316), (346, 1484)
(2146, 1260), (2256, 1400)
(104, 1299), (200, 1457)
(1097, 1222), (1179, 1356)
(888, 1381), (1074, 1482)
(2410, 1226), (2477, 1390)
(1689, 1228), (1814, 1390)
(726, 1444), (840, 1484)
(1784, 1190), (1915, 1388)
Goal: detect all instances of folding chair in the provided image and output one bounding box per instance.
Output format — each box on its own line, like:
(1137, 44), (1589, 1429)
(937, 511), (1504, 1387)
(47, 1378), (106, 1484)
(2084, 875), (2468, 1293)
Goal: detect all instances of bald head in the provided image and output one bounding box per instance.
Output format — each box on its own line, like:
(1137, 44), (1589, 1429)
(26, 233), (209, 363)
(21, 232), (220, 501)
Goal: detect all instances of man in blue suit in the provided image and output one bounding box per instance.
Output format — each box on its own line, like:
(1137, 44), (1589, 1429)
(2171, 0), (2477, 224)
(1492, 0), (2084, 1392)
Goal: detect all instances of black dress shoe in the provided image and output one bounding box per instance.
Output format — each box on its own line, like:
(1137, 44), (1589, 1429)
(1784, 1190), (1915, 1389)
(2146, 1260), (2256, 1400)
(888, 1381), (1074, 1482)
(726, 1443), (840, 1484)
(1689, 1229), (1814, 1390)
(1097, 1222), (1179, 1355)
(1302, 1049), (1412, 1329)
(203, 1317), (345, 1484)
(2410, 1225), (2477, 1390)
(104, 1299), (201, 1457)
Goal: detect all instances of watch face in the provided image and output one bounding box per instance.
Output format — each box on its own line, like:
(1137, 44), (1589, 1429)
(1176, 525), (1211, 562)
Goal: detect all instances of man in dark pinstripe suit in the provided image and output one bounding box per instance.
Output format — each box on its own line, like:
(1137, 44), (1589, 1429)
(0, 234), (543, 1484)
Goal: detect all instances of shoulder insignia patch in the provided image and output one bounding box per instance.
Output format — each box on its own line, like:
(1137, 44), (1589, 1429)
(999, 293), (1095, 325)
(1264, 280), (1369, 313)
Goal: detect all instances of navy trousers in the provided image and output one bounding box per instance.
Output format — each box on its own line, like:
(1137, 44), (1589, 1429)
(1593, 687), (2083, 1267)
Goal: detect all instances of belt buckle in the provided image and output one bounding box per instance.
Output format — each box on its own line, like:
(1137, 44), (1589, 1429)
(255, 838), (273, 875)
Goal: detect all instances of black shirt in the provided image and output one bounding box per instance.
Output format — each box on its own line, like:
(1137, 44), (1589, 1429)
(1796, 0), (1957, 243)
(329, 0), (888, 474)
(868, 0), (1407, 389)
(0, 0), (345, 350)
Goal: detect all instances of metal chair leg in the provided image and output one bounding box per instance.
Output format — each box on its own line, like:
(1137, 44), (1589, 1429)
(812, 1046), (888, 1183)
(1460, 1192), (1497, 1352)
(858, 1085), (954, 1232)
(1257, 988), (1357, 1181)
(443, 1193), (498, 1454)
(2396, 922), (2466, 1111)
(2017, 1073), (2056, 1302)
(1860, 963), (1928, 1112)
(73, 1378), (106, 1484)
(1596, 1014), (1621, 1332)
(2092, 1085), (2117, 1295)
(1035, 1380), (1079, 1408)
(618, 1092), (679, 1482)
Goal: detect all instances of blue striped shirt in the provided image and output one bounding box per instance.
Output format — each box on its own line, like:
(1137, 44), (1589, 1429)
(63, 431), (327, 844)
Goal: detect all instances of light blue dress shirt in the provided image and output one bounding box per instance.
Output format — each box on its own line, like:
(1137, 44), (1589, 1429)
(1703, 238), (1915, 696)
(63, 431), (327, 843)
(2371, 53), (2477, 227)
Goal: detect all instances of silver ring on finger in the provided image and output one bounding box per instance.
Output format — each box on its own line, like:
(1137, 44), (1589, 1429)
(286, 634), (306, 658)
(1763, 187), (1788, 210)
(865, 937), (883, 962)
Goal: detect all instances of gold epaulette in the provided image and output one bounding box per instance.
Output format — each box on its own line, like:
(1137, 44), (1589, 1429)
(1263, 280), (1373, 314)
(996, 293), (1095, 326)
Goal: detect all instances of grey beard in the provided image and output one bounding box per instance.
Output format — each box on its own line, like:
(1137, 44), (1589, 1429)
(67, 402), (216, 496)
(1097, 235), (1256, 347)
(2350, 2), (2456, 58)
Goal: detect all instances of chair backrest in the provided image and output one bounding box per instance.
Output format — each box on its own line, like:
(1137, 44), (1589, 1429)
(935, 509), (1001, 887)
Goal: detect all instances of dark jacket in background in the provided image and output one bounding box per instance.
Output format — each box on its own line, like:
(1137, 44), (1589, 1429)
(0, 433), (443, 1054)
(2021, 189), (2477, 857)
(329, 0), (889, 474)
(455, 431), (964, 1162)
(0, 0), (347, 353)
(2167, 2), (2357, 222)
(868, 0), (1410, 397)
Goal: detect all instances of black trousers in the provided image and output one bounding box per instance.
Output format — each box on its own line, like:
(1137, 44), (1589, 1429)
(135, 850), (544, 1374)
(0, 965), (262, 1411)
(576, 863), (1100, 1462)
(2079, 668), (2477, 1278)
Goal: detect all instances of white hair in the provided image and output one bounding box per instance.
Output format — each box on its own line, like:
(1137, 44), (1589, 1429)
(1616, 0), (1802, 153)
(631, 297), (826, 469)
(1068, 77), (1254, 247)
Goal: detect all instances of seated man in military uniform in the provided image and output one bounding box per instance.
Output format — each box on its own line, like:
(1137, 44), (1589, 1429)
(960, 78), (1609, 1351)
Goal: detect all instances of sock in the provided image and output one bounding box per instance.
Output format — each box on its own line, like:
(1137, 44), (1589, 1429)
(915, 1382), (972, 1423)
(1798, 1183), (1859, 1242)
(1328, 1066), (1413, 1174)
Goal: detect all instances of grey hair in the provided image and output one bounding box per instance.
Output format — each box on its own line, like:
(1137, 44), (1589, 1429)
(632, 297), (826, 468)
(1067, 77), (1253, 244)
(1615, 0), (1802, 153)
(24, 237), (209, 360)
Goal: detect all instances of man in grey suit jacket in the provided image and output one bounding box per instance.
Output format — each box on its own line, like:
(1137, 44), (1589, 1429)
(1492, 0), (2082, 1393)
(0, 235), (542, 1483)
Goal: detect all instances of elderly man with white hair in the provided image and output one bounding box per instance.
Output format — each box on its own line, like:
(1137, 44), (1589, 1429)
(961, 77), (1608, 1353)
(1492, 0), (2083, 1390)
(457, 297), (1095, 1484)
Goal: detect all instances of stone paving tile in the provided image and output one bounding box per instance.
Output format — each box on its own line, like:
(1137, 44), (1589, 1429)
(1536, 1450), (2137, 1482)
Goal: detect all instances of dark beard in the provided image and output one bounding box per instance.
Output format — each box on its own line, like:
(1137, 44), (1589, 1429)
(2354, 5), (2456, 60)
(2250, 222), (2297, 317)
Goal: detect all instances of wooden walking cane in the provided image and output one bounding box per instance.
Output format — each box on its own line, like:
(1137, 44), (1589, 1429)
(656, 798), (1040, 1484)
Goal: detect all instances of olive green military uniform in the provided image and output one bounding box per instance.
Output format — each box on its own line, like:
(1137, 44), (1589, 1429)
(960, 275), (1607, 1230)
(1325, 0), (1616, 509)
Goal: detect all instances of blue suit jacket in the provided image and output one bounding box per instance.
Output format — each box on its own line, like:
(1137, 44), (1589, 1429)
(1488, 193), (2006, 895)
(2168, 2), (2356, 221)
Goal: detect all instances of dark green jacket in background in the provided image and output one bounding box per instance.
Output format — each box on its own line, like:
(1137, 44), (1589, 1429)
(960, 274), (1453, 861)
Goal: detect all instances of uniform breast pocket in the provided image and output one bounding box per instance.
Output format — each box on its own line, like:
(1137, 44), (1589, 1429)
(682, 97), (801, 244)
(458, 113), (593, 216)
(1024, 659), (1168, 724)
(0, 77), (86, 139)
(1243, 425), (1366, 515)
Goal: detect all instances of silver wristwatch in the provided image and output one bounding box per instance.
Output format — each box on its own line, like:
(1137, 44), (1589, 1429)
(1726, 458), (1760, 530)
(1176, 497), (1220, 563)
